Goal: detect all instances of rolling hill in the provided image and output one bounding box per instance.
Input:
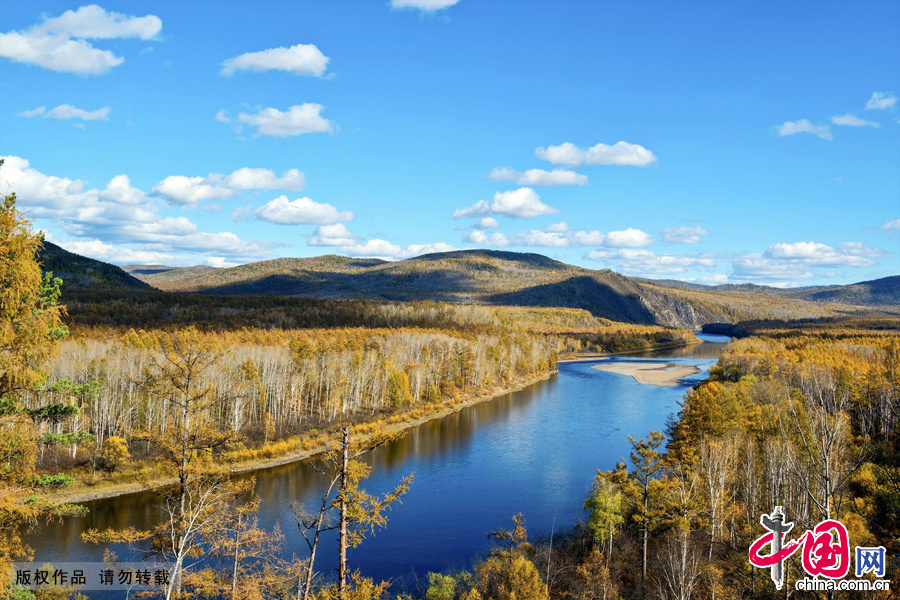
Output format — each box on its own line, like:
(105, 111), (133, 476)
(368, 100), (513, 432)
(112, 249), (898, 330)
(37, 242), (150, 291)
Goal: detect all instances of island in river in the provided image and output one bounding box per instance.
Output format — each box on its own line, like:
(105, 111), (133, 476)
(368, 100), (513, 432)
(592, 361), (703, 386)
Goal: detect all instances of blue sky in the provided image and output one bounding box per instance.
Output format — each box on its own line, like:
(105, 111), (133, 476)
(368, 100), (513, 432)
(1, 0), (898, 286)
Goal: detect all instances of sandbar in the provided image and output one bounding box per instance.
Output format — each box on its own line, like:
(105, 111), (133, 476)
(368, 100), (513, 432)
(592, 361), (702, 387)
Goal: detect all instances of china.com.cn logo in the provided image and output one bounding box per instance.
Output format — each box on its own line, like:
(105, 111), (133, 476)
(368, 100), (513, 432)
(748, 507), (888, 591)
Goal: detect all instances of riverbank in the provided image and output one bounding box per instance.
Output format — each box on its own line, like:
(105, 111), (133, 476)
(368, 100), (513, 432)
(46, 370), (555, 505)
(557, 339), (701, 363)
(591, 361), (702, 386)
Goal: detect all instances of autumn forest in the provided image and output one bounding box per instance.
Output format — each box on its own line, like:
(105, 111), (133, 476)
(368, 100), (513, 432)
(3, 178), (900, 600)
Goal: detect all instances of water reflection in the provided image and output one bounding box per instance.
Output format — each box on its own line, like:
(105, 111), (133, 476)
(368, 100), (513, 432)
(27, 339), (723, 592)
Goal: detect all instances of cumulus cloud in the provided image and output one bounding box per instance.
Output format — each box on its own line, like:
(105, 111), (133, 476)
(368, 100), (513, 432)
(153, 176), (233, 205)
(586, 248), (716, 276)
(474, 217), (499, 229)
(453, 188), (558, 220)
(545, 222), (569, 233)
(0, 155), (274, 264)
(221, 43), (329, 76)
(764, 241), (875, 266)
(235, 104), (335, 137)
(866, 92), (897, 110)
(535, 141), (658, 167)
(830, 114), (879, 128)
(728, 239), (892, 283)
(214, 109), (231, 123)
(152, 167), (306, 205)
(776, 119), (833, 140)
(50, 237), (181, 265)
(222, 167), (305, 190)
(338, 239), (455, 260)
(662, 225), (710, 244)
(488, 167), (588, 186)
(0, 5), (161, 75)
(254, 195), (353, 226)
(391, 0), (460, 11)
(490, 188), (559, 218)
(605, 228), (653, 248)
(453, 200), (492, 219)
(307, 223), (359, 246)
(464, 230), (509, 247)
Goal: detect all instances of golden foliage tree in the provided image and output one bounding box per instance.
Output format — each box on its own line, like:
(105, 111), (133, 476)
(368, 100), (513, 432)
(0, 178), (72, 592)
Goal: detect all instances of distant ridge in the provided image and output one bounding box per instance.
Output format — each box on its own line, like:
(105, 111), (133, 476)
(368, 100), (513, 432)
(38, 242), (150, 291)
(107, 248), (898, 330)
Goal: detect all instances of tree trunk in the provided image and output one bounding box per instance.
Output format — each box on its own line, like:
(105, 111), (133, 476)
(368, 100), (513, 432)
(339, 427), (349, 600)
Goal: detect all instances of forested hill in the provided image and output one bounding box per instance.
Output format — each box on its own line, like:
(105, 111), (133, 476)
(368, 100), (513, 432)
(105, 249), (897, 330)
(37, 241), (150, 291)
(794, 275), (900, 305)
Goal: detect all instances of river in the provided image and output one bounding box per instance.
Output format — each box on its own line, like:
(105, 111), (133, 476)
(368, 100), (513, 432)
(25, 333), (729, 593)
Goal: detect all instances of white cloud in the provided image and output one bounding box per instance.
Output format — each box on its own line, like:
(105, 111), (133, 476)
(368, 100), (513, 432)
(487, 167), (517, 181)
(236, 104), (335, 137)
(474, 217), (499, 229)
(545, 222), (569, 233)
(308, 223), (359, 246)
(489, 167), (588, 186)
(0, 5), (161, 75)
(535, 141), (658, 167)
(1, 155), (274, 263)
(866, 92), (897, 110)
(152, 167), (306, 205)
(776, 119), (832, 140)
(880, 219), (900, 234)
(17, 106), (47, 118)
(454, 188), (558, 220)
(404, 242), (455, 256)
(488, 187), (559, 218)
(453, 200), (492, 219)
(662, 225), (710, 244)
(214, 109), (231, 123)
(338, 239), (455, 260)
(605, 227), (653, 248)
(51, 237), (181, 265)
(100, 174), (145, 205)
(222, 167), (305, 190)
(830, 114), (879, 128)
(465, 230), (509, 247)
(206, 256), (238, 268)
(221, 43), (329, 77)
(507, 227), (606, 248)
(836, 241), (890, 258)
(731, 255), (816, 282)
(764, 241), (875, 266)
(153, 176), (233, 205)
(18, 104), (111, 121)
(586, 248), (716, 276)
(255, 195), (353, 225)
(391, 0), (460, 11)
(36, 4), (161, 40)
(510, 230), (570, 247)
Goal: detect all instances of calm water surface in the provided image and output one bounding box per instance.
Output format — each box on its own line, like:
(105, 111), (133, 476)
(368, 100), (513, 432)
(27, 334), (729, 591)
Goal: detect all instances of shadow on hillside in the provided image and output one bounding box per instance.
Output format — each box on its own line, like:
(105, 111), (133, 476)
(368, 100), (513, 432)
(193, 268), (484, 300)
(486, 276), (659, 324)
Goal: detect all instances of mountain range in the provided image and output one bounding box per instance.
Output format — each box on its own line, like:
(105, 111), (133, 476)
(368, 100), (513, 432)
(38, 242), (899, 331)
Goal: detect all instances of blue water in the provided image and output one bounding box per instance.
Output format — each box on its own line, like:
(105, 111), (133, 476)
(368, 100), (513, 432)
(25, 334), (726, 593)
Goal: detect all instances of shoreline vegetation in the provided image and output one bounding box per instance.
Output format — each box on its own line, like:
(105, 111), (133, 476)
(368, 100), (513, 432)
(45, 370), (555, 504)
(590, 361), (703, 387)
(46, 335), (704, 505)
